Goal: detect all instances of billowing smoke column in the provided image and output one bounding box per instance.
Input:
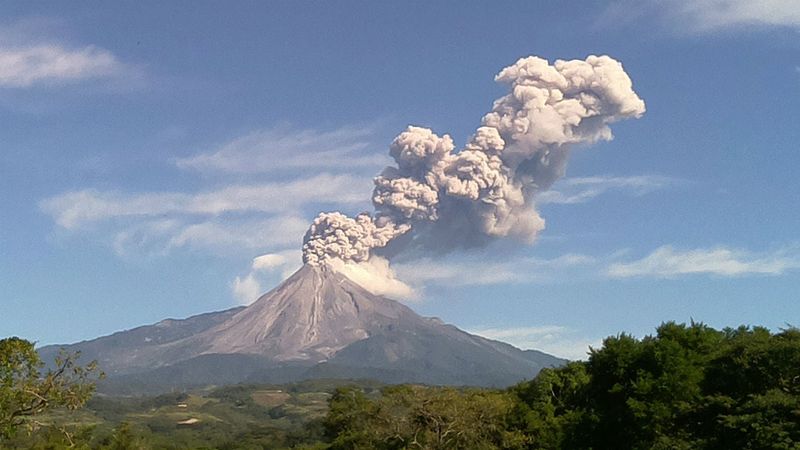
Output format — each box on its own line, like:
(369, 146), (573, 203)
(301, 212), (410, 266)
(303, 55), (645, 266)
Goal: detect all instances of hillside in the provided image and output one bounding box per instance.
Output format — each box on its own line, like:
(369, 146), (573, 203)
(41, 265), (565, 394)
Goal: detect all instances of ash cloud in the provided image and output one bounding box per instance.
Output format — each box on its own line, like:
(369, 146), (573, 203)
(302, 212), (409, 265)
(303, 55), (645, 268)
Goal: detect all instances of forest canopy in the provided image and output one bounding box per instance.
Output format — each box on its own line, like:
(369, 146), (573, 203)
(327, 322), (800, 449)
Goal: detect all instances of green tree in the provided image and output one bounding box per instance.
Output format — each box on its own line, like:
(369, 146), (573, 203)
(508, 322), (800, 449)
(699, 326), (800, 449)
(0, 337), (103, 440)
(325, 385), (524, 449)
(583, 322), (721, 449)
(325, 386), (386, 449)
(509, 362), (590, 449)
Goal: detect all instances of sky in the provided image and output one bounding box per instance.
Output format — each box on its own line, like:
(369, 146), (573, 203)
(1, 1), (799, 360)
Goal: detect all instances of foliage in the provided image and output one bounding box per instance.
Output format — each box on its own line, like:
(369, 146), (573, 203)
(325, 385), (525, 449)
(323, 322), (800, 449)
(509, 362), (590, 449)
(0, 337), (103, 440)
(508, 322), (800, 449)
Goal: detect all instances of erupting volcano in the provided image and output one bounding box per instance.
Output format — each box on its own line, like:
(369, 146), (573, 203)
(41, 265), (566, 393)
(40, 54), (645, 393)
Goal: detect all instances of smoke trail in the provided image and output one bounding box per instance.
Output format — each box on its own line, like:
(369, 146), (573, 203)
(303, 55), (645, 266)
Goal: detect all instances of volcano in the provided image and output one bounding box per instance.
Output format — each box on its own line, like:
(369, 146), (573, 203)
(40, 265), (565, 393)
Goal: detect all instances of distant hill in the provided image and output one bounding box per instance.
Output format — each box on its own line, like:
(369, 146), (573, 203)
(41, 265), (566, 394)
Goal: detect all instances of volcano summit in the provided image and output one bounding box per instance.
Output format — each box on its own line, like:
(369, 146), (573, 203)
(41, 265), (565, 393)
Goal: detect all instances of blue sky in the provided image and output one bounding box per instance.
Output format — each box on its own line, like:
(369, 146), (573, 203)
(1, 1), (799, 359)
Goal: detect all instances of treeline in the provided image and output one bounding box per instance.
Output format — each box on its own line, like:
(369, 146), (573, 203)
(325, 322), (800, 449)
(3, 322), (799, 448)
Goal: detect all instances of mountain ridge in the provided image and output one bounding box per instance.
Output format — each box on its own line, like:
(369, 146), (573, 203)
(40, 264), (566, 393)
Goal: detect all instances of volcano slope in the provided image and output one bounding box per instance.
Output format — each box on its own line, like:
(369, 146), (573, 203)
(40, 265), (566, 393)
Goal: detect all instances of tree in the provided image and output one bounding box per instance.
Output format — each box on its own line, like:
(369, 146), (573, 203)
(325, 385), (525, 449)
(507, 322), (800, 449)
(699, 326), (800, 449)
(0, 337), (103, 440)
(509, 362), (591, 449)
(325, 386), (386, 449)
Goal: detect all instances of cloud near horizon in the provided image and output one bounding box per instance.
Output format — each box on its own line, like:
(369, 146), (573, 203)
(608, 245), (800, 278)
(394, 253), (596, 288)
(392, 243), (800, 291)
(470, 325), (601, 360)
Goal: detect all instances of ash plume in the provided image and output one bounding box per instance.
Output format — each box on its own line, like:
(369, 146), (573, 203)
(302, 212), (410, 266)
(303, 55), (645, 270)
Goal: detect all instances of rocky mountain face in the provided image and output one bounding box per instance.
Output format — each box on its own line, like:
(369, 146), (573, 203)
(40, 265), (566, 393)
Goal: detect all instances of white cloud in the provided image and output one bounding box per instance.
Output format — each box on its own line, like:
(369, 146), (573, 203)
(229, 249), (303, 305)
(252, 250), (303, 278)
(166, 216), (309, 252)
(536, 175), (676, 205)
(608, 245), (800, 278)
(395, 261), (519, 287)
(110, 219), (182, 257)
(0, 44), (128, 88)
(109, 216), (309, 258)
(473, 325), (568, 340)
(602, 0), (800, 33)
(231, 273), (263, 305)
(253, 253), (288, 271)
(470, 325), (601, 360)
(175, 125), (389, 174)
(395, 253), (595, 287)
(679, 0), (800, 30)
(41, 122), (384, 265)
(394, 243), (800, 289)
(40, 173), (372, 230)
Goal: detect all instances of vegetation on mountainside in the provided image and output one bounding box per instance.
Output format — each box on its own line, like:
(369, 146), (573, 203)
(2, 322), (799, 449)
(1, 379), (369, 449)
